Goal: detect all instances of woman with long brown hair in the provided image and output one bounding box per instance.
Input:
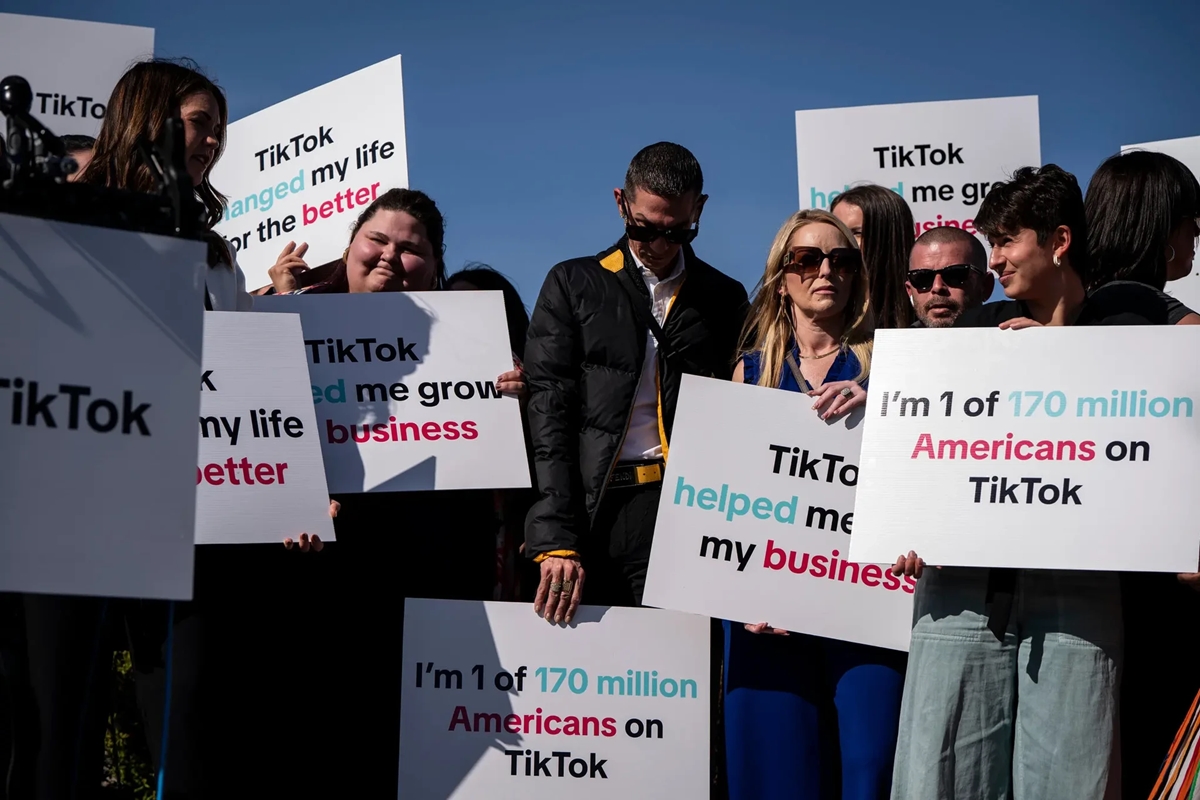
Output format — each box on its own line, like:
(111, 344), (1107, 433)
(831, 184), (917, 329)
(723, 210), (907, 800)
(76, 59), (321, 798)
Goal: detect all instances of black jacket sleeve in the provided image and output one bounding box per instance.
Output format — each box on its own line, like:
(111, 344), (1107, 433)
(523, 265), (586, 557)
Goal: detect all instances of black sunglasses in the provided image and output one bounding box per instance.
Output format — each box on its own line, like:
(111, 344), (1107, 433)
(783, 246), (862, 279)
(907, 264), (985, 293)
(620, 195), (700, 245)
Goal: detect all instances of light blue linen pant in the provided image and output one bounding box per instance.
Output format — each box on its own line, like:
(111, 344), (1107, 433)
(890, 567), (1123, 800)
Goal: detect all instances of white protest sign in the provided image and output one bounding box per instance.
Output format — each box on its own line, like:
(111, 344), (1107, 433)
(253, 290), (530, 493)
(643, 376), (913, 651)
(399, 599), (710, 799)
(212, 55), (408, 291)
(1121, 135), (1200, 312)
(0, 13), (154, 138)
(195, 312), (335, 544)
(0, 213), (205, 599)
(796, 96), (1041, 241)
(849, 327), (1200, 572)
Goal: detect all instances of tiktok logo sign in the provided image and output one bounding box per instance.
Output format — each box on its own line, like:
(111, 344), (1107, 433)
(644, 375), (916, 653)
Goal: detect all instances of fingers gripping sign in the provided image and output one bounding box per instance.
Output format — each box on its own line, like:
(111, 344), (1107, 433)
(533, 556), (585, 625)
(267, 241), (310, 294)
(808, 380), (867, 421)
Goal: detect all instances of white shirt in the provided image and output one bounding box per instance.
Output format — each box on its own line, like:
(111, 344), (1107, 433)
(619, 247), (686, 462)
(204, 245), (254, 311)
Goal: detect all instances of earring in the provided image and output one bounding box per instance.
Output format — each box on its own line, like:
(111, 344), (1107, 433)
(1167, 245), (1177, 262)
(1053, 254), (1061, 267)
(342, 247), (350, 262)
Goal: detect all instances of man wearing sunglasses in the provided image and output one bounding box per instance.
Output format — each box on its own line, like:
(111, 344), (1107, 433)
(907, 226), (994, 327)
(524, 142), (749, 625)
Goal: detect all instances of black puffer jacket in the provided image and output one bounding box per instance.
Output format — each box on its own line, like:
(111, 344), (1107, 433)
(524, 237), (749, 557)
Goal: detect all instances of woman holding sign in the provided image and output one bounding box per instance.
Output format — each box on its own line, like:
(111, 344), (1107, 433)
(890, 165), (1128, 800)
(264, 188), (526, 795)
(723, 209), (906, 800)
(74, 58), (333, 798)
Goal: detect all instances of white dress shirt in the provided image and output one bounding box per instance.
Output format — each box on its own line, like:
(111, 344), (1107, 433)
(618, 247), (686, 462)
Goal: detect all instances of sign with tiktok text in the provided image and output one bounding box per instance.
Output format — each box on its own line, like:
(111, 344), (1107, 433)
(796, 96), (1041, 242)
(195, 312), (335, 544)
(0, 213), (206, 599)
(643, 375), (914, 651)
(0, 13), (155, 138)
(398, 599), (711, 799)
(252, 290), (530, 493)
(211, 54), (408, 292)
(849, 327), (1200, 572)
(1122, 135), (1200, 313)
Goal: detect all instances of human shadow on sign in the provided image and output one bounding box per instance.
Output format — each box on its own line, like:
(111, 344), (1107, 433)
(399, 603), (614, 799)
(343, 291), (435, 494)
(398, 599), (520, 800)
(823, 405), (865, 431)
(61, 219), (205, 361)
(0, 220), (89, 336)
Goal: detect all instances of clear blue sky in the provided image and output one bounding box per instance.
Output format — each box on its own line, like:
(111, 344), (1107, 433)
(11, 0), (1200, 307)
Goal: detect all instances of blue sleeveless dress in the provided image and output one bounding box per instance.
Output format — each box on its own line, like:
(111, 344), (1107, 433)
(723, 345), (905, 800)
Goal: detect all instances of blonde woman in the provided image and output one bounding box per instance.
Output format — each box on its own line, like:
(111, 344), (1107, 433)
(723, 210), (905, 800)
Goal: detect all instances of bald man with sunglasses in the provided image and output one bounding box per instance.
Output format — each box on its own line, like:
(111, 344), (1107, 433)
(907, 226), (994, 327)
(524, 142), (749, 625)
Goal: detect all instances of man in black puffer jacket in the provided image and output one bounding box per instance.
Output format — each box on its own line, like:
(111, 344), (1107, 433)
(524, 142), (749, 624)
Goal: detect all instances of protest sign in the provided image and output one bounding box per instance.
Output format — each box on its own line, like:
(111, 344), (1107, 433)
(0, 13), (154, 138)
(195, 312), (335, 544)
(796, 96), (1040, 241)
(643, 376), (913, 651)
(399, 599), (710, 799)
(0, 213), (205, 599)
(211, 55), (408, 291)
(253, 290), (530, 493)
(1121, 135), (1200, 311)
(849, 328), (1200, 573)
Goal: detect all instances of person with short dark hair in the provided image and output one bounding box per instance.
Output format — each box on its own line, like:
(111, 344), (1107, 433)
(907, 226), (993, 327)
(889, 165), (1125, 799)
(60, 134), (94, 180)
(832, 185), (917, 329)
(524, 142), (748, 623)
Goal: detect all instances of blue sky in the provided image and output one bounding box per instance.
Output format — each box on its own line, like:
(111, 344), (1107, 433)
(10, 0), (1200, 308)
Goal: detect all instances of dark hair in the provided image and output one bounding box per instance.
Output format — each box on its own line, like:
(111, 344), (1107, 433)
(624, 142), (704, 199)
(1085, 150), (1200, 290)
(447, 264), (530, 359)
(913, 225), (989, 270)
(77, 58), (229, 266)
(304, 188), (447, 294)
(79, 58), (227, 231)
(61, 134), (95, 154)
(975, 164), (1090, 284)
(831, 185), (916, 329)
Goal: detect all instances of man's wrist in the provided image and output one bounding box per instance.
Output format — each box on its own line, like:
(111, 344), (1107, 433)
(533, 549), (580, 564)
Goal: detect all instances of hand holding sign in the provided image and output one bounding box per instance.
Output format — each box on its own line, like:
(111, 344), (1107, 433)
(268, 241), (310, 294)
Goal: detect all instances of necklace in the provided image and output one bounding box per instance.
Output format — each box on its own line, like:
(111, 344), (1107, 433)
(797, 344), (842, 360)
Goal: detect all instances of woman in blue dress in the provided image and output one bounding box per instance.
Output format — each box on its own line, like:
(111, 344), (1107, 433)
(724, 209), (906, 799)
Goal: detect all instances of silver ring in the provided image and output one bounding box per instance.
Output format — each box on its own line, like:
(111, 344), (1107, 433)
(839, 386), (854, 398)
